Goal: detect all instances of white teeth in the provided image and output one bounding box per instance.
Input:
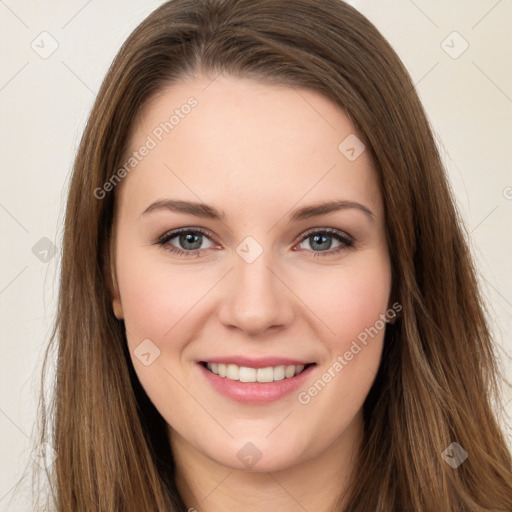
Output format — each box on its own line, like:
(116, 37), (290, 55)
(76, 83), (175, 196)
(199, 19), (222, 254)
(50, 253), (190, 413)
(285, 365), (295, 378)
(226, 364), (239, 380)
(256, 367), (274, 382)
(205, 362), (309, 382)
(273, 365), (285, 381)
(239, 367), (256, 382)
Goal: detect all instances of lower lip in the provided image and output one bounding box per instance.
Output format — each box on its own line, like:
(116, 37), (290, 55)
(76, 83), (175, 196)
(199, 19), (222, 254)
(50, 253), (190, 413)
(198, 363), (316, 404)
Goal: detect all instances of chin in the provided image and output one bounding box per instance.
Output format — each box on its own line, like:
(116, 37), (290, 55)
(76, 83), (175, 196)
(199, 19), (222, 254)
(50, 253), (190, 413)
(200, 432), (311, 473)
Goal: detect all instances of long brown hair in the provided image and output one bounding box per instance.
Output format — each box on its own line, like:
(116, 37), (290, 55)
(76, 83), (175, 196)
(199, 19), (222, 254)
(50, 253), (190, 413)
(35, 0), (512, 510)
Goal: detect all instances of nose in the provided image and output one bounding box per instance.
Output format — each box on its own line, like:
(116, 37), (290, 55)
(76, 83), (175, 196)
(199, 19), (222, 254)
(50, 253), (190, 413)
(217, 247), (295, 337)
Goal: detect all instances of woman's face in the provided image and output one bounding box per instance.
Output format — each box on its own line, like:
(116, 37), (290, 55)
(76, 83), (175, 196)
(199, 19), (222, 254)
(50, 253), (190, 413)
(111, 74), (392, 472)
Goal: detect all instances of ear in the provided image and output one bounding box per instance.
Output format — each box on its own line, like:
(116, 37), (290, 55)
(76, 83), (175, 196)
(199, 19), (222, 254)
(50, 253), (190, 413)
(111, 284), (124, 320)
(104, 226), (124, 320)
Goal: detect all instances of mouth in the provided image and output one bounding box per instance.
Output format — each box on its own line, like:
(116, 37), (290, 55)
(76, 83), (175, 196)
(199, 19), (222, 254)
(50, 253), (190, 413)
(196, 354), (318, 405)
(200, 361), (315, 383)
(198, 359), (317, 404)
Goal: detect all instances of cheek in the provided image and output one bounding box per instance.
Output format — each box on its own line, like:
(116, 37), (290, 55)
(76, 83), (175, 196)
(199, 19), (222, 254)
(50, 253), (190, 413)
(292, 251), (390, 435)
(296, 251), (392, 349)
(116, 248), (210, 341)
(115, 249), (210, 416)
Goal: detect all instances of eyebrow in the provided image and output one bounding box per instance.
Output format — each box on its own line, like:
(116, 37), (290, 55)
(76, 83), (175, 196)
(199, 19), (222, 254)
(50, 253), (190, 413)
(142, 199), (223, 219)
(289, 200), (375, 222)
(141, 199), (375, 222)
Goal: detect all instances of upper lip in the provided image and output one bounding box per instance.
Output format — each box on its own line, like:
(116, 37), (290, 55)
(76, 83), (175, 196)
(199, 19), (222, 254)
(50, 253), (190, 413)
(199, 356), (315, 369)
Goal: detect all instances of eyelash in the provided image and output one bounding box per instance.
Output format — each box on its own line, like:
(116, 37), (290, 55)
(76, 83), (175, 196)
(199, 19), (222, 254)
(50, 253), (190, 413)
(155, 227), (355, 259)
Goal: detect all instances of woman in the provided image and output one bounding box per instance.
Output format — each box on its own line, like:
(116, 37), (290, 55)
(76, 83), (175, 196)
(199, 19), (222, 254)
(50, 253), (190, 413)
(36, 0), (512, 510)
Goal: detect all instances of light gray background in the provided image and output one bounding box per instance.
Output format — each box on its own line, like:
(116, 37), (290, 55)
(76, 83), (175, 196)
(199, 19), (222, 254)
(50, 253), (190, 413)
(1, 1), (511, 510)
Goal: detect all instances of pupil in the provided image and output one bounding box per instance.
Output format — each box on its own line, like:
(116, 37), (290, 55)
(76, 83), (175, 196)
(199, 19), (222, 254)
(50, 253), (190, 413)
(312, 234), (331, 251)
(181, 233), (201, 250)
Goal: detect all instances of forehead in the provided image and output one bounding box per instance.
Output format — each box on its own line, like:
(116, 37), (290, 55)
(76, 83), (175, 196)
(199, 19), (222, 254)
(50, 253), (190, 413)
(118, 74), (383, 219)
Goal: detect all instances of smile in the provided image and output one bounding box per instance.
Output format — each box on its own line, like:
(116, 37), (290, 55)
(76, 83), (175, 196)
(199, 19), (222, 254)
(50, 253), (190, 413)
(198, 360), (317, 404)
(203, 362), (312, 382)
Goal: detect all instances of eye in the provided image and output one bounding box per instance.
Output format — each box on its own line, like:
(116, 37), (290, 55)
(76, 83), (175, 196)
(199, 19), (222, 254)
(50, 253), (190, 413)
(156, 228), (217, 257)
(155, 227), (354, 258)
(296, 228), (354, 257)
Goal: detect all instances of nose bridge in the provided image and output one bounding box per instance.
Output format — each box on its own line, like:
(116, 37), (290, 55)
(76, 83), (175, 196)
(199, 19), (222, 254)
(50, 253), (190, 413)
(218, 235), (294, 335)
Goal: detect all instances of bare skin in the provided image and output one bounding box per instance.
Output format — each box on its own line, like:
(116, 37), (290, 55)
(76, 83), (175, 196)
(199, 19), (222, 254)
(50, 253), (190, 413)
(111, 74), (392, 511)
